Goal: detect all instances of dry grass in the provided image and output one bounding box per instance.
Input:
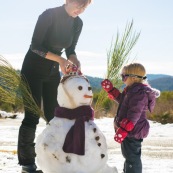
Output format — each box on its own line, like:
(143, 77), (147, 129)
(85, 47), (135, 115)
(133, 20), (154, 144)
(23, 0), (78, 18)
(148, 99), (173, 124)
(0, 150), (17, 155)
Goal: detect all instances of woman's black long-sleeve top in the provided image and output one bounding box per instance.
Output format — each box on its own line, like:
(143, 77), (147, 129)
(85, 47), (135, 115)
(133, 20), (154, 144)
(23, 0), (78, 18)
(30, 5), (83, 58)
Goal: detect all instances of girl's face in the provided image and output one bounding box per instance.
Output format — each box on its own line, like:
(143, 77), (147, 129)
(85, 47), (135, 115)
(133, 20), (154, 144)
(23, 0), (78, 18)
(121, 70), (135, 87)
(65, 0), (89, 18)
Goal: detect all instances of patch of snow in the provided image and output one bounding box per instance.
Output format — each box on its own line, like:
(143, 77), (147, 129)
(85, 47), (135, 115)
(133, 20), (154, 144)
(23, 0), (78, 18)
(0, 112), (173, 173)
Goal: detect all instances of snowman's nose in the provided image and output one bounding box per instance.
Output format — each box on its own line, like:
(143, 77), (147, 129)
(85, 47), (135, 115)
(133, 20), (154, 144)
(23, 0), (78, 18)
(84, 94), (93, 98)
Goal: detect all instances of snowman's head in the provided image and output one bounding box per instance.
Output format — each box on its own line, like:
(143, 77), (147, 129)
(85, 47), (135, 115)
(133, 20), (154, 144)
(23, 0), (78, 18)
(58, 75), (93, 109)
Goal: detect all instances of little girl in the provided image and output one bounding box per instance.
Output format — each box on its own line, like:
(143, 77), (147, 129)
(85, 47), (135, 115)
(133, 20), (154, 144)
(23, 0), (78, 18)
(101, 63), (160, 173)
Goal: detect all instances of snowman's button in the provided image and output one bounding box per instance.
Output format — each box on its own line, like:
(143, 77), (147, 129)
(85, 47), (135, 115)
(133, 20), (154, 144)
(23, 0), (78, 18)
(101, 154), (105, 159)
(98, 143), (101, 147)
(93, 128), (97, 133)
(66, 156), (71, 163)
(95, 136), (100, 141)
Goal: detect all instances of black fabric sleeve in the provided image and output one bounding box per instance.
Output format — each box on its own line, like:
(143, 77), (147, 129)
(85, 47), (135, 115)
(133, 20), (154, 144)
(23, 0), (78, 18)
(30, 9), (52, 57)
(65, 17), (83, 58)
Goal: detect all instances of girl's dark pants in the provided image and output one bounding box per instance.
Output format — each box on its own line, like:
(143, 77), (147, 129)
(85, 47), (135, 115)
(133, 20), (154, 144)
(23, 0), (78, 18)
(17, 50), (60, 165)
(121, 137), (143, 173)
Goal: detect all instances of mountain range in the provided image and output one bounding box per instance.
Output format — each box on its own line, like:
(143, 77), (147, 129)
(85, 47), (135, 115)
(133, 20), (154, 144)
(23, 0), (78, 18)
(87, 74), (173, 92)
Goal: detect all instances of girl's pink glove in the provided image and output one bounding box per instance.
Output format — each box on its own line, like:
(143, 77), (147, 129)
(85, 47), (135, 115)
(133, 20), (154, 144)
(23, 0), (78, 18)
(114, 128), (128, 143)
(101, 79), (113, 92)
(101, 79), (120, 100)
(114, 118), (134, 143)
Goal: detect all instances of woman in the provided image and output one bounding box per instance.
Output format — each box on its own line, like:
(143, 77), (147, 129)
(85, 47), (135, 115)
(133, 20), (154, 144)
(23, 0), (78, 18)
(18, 0), (92, 172)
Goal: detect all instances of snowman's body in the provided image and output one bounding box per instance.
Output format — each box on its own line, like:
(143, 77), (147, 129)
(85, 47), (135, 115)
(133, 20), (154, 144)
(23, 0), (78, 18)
(35, 75), (118, 173)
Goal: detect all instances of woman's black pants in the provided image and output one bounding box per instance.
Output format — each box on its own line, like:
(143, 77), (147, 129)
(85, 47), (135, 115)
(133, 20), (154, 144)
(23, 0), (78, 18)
(18, 50), (60, 165)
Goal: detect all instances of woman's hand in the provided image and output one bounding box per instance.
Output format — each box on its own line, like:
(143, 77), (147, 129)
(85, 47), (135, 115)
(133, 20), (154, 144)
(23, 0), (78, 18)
(45, 52), (82, 75)
(59, 58), (73, 75)
(45, 52), (74, 74)
(68, 54), (81, 70)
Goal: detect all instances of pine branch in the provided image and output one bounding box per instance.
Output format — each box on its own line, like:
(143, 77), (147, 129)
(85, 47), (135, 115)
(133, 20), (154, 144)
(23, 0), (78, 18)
(0, 55), (46, 122)
(94, 20), (140, 112)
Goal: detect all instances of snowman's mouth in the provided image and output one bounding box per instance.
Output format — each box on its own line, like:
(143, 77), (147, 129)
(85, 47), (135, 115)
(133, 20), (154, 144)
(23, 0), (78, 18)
(84, 94), (93, 98)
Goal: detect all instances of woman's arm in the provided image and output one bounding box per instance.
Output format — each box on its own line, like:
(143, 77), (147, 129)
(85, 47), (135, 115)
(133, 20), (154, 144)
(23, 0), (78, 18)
(65, 17), (83, 68)
(30, 9), (52, 57)
(68, 54), (81, 69)
(31, 9), (74, 74)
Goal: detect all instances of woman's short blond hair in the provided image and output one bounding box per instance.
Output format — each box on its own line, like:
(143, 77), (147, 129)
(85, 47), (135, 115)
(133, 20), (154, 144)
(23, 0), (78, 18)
(66, 0), (93, 6)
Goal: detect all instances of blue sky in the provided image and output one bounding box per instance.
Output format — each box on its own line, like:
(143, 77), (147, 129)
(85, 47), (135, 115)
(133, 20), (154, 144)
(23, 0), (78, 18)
(1, 0), (173, 77)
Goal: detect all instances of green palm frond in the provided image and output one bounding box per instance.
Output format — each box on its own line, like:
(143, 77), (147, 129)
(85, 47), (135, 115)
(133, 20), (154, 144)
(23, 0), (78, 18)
(95, 20), (140, 112)
(0, 56), (46, 121)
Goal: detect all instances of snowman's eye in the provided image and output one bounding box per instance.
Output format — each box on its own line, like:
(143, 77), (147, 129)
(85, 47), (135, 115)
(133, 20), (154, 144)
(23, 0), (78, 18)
(78, 86), (83, 90)
(88, 87), (92, 91)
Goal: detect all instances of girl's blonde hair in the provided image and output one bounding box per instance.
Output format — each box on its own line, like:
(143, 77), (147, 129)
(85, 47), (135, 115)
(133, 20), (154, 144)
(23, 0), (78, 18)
(123, 63), (147, 83)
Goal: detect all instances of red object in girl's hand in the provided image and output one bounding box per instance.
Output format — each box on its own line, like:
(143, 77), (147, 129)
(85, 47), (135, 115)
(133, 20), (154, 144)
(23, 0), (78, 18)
(119, 118), (134, 131)
(101, 79), (113, 92)
(108, 93), (115, 100)
(114, 127), (128, 143)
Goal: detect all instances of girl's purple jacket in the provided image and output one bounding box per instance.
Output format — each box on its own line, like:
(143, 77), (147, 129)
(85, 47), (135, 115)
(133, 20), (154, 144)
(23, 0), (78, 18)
(115, 83), (160, 139)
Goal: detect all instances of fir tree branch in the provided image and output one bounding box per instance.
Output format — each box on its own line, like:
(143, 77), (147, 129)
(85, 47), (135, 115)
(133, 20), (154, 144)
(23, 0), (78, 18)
(95, 20), (140, 113)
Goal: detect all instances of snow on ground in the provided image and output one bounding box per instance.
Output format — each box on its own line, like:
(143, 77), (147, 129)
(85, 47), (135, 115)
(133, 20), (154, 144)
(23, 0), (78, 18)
(0, 111), (173, 173)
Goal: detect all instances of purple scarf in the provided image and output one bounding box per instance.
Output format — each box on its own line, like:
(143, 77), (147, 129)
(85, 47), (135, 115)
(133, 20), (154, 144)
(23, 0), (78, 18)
(54, 105), (94, 155)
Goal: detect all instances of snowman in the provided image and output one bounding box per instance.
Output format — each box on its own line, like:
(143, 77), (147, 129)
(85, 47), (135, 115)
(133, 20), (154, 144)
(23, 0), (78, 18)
(35, 66), (118, 173)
